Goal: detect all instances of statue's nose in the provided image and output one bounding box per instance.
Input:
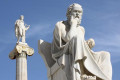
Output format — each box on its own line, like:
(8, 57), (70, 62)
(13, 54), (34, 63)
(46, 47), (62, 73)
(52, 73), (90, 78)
(76, 12), (79, 15)
(76, 13), (79, 16)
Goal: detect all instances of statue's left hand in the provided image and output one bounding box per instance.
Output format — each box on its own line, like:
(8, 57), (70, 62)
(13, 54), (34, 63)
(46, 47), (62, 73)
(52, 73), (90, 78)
(86, 38), (95, 49)
(27, 25), (30, 27)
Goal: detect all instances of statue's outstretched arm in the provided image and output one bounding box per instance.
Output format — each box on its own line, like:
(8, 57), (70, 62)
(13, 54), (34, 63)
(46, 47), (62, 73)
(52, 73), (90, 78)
(25, 25), (30, 31)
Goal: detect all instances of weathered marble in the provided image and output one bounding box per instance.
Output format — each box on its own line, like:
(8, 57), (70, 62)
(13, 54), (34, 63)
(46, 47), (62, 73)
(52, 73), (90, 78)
(9, 43), (34, 59)
(38, 3), (112, 80)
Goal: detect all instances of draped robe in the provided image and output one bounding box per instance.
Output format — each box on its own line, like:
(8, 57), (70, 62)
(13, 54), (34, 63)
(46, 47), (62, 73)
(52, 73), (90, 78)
(51, 21), (112, 80)
(15, 20), (25, 38)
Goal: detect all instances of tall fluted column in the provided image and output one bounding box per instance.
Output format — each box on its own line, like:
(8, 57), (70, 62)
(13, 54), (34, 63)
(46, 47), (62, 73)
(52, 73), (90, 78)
(16, 52), (27, 80)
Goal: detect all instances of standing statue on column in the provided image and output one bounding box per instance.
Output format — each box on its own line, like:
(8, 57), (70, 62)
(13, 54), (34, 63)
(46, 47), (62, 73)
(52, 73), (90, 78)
(15, 15), (30, 43)
(9, 15), (34, 80)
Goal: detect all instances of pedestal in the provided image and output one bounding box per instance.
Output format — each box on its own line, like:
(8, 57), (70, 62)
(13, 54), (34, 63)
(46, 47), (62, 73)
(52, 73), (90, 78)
(81, 75), (96, 80)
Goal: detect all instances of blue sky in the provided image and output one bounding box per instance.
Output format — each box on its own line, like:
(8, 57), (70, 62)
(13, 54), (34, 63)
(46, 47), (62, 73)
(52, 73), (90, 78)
(0, 0), (120, 80)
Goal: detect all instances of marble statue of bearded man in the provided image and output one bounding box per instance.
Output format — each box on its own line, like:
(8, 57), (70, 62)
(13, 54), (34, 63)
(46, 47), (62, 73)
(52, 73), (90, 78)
(51, 3), (112, 80)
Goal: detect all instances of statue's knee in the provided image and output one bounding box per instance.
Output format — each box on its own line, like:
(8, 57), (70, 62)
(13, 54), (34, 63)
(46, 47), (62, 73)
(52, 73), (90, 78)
(71, 36), (77, 41)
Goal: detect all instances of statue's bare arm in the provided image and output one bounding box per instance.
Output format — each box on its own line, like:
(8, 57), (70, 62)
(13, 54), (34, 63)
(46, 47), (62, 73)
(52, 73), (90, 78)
(25, 24), (30, 31)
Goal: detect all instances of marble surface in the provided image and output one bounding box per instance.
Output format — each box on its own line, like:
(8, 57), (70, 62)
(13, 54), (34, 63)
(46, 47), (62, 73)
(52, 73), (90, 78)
(15, 15), (30, 43)
(38, 3), (112, 80)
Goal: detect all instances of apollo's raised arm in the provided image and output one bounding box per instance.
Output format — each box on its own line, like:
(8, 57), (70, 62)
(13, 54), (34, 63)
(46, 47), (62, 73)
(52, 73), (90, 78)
(25, 24), (30, 30)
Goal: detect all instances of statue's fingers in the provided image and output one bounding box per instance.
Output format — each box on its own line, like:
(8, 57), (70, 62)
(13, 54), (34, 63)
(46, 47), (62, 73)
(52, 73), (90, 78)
(70, 15), (74, 21)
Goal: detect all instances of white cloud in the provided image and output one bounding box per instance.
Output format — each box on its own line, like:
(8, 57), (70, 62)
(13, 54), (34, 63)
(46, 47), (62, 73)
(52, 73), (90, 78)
(95, 34), (120, 47)
(26, 23), (53, 38)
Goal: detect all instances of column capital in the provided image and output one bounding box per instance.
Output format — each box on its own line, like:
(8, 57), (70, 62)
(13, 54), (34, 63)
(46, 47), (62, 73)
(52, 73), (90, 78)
(9, 42), (34, 59)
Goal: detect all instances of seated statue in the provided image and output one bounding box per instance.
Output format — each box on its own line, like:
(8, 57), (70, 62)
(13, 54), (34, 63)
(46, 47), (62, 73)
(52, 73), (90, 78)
(38, 3), (112, 80)
(51, 3), (112, 80)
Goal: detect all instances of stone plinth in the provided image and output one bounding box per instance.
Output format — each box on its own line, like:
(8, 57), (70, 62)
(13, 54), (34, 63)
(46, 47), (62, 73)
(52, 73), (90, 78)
(9, 42), (34, 80)
(81, 75), (96, 80)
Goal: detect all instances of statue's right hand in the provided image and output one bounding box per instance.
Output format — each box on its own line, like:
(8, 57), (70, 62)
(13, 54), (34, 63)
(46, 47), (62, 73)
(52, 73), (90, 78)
(70, 16), (79, 26)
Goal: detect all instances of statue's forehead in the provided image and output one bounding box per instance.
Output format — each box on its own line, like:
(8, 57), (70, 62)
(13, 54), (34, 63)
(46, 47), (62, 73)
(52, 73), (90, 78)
(72, 6), (83, 11)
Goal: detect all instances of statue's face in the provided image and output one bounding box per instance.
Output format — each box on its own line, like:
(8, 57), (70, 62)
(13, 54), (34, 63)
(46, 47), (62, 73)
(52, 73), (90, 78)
(71, 7), (82, 19)
(20, 16), (24, 20)
(70, 6), (83, 25)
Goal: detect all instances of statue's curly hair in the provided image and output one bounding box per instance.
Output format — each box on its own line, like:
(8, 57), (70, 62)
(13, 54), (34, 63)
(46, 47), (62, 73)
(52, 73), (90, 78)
(66, 3), (83, 18)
